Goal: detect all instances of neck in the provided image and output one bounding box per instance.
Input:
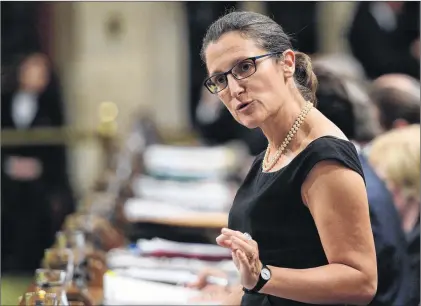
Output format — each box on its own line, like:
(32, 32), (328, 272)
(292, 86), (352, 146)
(260, 96), (310, 152)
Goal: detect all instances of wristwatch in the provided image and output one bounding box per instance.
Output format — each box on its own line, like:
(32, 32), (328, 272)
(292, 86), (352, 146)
(243, 264), (272, 293)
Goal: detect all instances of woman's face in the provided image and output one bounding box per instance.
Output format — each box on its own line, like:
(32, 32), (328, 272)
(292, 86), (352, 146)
(205, 32), (295, 129)
(19, 53), (50, 93)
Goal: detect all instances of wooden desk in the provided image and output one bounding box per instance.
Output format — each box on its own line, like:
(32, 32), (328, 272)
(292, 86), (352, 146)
(126, 212), (228, 228)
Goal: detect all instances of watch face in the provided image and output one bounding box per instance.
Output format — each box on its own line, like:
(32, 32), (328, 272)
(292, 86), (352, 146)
(261, 268), (271, 280)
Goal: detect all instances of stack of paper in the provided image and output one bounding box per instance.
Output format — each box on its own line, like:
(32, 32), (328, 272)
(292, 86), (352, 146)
(137, 238), (232, 260)
(124, 198), (192, 218)
(143, 145), (238, 180)
(106, 248), (238, 275)
(131, 175), (234, 212)
(111, 267), (210, 285)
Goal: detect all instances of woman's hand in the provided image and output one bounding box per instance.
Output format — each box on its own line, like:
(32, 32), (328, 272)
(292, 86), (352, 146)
(6, 156), (42, 180)
(186, 267), (228, 290)
(216, 228), (262, 290)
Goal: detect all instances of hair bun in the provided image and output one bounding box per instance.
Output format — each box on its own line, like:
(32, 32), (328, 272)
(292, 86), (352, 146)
(294, 51), (318, 105)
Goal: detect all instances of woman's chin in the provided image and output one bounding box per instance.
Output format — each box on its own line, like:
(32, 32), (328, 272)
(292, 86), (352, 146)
(239, 118), (260, 129)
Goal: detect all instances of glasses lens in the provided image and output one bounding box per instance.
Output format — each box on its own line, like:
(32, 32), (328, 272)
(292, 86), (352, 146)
(232, 59), (256, 79)
(205, 74), (227, 94)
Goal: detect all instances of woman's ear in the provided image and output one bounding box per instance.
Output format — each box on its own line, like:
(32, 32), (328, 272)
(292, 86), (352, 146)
(282, 49), (295, 78)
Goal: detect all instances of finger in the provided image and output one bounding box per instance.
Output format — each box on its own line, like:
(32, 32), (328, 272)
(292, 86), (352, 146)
(236, 249), (252, 271)
(185, 279), (203, 289)
(221, 228), (252, 243)
(187, 268), (227, 289)
(231, 250), (240, 268)
(231, 236), (255, 255)
(216, 234), (232, 248)
(216, 233), (231, 242)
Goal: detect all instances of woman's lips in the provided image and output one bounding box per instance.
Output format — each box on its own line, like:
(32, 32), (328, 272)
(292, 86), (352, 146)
(236, 101), (254, 111)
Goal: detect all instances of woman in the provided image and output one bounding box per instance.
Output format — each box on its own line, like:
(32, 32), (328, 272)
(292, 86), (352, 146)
(201, 11), (377, 305)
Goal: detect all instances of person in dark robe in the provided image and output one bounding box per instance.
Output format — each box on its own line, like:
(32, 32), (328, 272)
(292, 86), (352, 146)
(1, 53), (75, 272)
(185, 2), (238, 127)
(348, 1), (420, 80)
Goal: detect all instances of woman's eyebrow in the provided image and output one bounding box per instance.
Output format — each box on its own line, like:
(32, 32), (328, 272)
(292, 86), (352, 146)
(208, 56), (249, 77)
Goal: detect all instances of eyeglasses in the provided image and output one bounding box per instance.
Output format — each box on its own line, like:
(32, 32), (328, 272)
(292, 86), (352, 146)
(204, 52), (283, 94)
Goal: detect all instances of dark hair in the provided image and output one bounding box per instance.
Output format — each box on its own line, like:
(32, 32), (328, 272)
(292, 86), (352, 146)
(369, 87), (420, 130)
(201, 11), (318, 104)
(314, 66), (355, 139)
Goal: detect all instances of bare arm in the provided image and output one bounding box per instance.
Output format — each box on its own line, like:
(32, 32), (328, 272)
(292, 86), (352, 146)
(259, 161), (377, 305)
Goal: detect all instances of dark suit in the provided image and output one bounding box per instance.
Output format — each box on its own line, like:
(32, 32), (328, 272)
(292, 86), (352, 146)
(407, 220), (420, 306)
(348, 2), (420, 79)
(359, 154), (412, 306)
(185, 2), (238, 127)
(1, 75), (74, 272)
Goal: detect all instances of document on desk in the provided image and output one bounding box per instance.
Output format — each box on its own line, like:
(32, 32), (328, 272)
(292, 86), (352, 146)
(103, 271), (221, 305)
(143, 144), (238, 180)
(124, 198), (195, 219)
(131, 175), (234, 212)
(123, 198), (229, 225)
(112, 267), (202, 285)
(137, 238), (232, 259)
(106, 249), (238, 275)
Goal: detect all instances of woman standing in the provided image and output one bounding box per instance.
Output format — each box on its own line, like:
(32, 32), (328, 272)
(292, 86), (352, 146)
(202, 11), (377, 305)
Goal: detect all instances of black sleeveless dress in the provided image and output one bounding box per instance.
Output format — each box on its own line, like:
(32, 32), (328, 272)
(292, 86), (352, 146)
(228, 136), (365, 306)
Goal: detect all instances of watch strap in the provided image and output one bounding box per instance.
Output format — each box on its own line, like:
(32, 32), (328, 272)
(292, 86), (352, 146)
(243, 264), (270, 293)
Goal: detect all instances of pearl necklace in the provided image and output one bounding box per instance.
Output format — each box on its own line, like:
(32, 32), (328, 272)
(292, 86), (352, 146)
(262, 101), (313, 172)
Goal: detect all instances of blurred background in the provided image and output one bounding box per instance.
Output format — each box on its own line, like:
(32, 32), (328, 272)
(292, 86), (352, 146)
(1, 1), (420, 305)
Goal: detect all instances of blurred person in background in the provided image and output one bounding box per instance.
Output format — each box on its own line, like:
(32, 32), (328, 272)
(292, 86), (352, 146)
(369, 74), (420, 132)
(348, 2), (420, 80)
(190, 65), (412, 306)
(369, 125), (421, 306)
(186, 2), (239, 127)
(268, 2), (318, 55)
(1, 53), (75, 273)
(313, 65), (382, 147)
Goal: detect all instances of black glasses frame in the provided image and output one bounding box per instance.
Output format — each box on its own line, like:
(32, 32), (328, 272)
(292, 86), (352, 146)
(203, 52), (283, 94)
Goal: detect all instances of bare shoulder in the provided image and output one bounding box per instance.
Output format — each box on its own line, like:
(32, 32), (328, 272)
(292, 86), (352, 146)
(301, 160), (365, 209)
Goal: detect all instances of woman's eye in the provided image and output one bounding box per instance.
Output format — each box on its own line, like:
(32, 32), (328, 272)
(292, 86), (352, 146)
(240, 62), (252, 72)
(216, 76), (226, 84)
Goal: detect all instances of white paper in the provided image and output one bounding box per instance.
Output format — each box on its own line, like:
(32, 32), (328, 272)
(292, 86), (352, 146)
(131, 175), (234, 212)
(103, 272), (221, 305)
(143, 145), (237, 179)
(106, 249), (238, 275)
(137, 238), (232, 258)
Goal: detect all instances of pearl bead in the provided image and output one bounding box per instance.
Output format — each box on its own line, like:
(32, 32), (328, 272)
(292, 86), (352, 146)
(262, 101), (313, 172)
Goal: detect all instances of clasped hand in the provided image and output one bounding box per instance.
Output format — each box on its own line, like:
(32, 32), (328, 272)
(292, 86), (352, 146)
(216, 228), (262, 290)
